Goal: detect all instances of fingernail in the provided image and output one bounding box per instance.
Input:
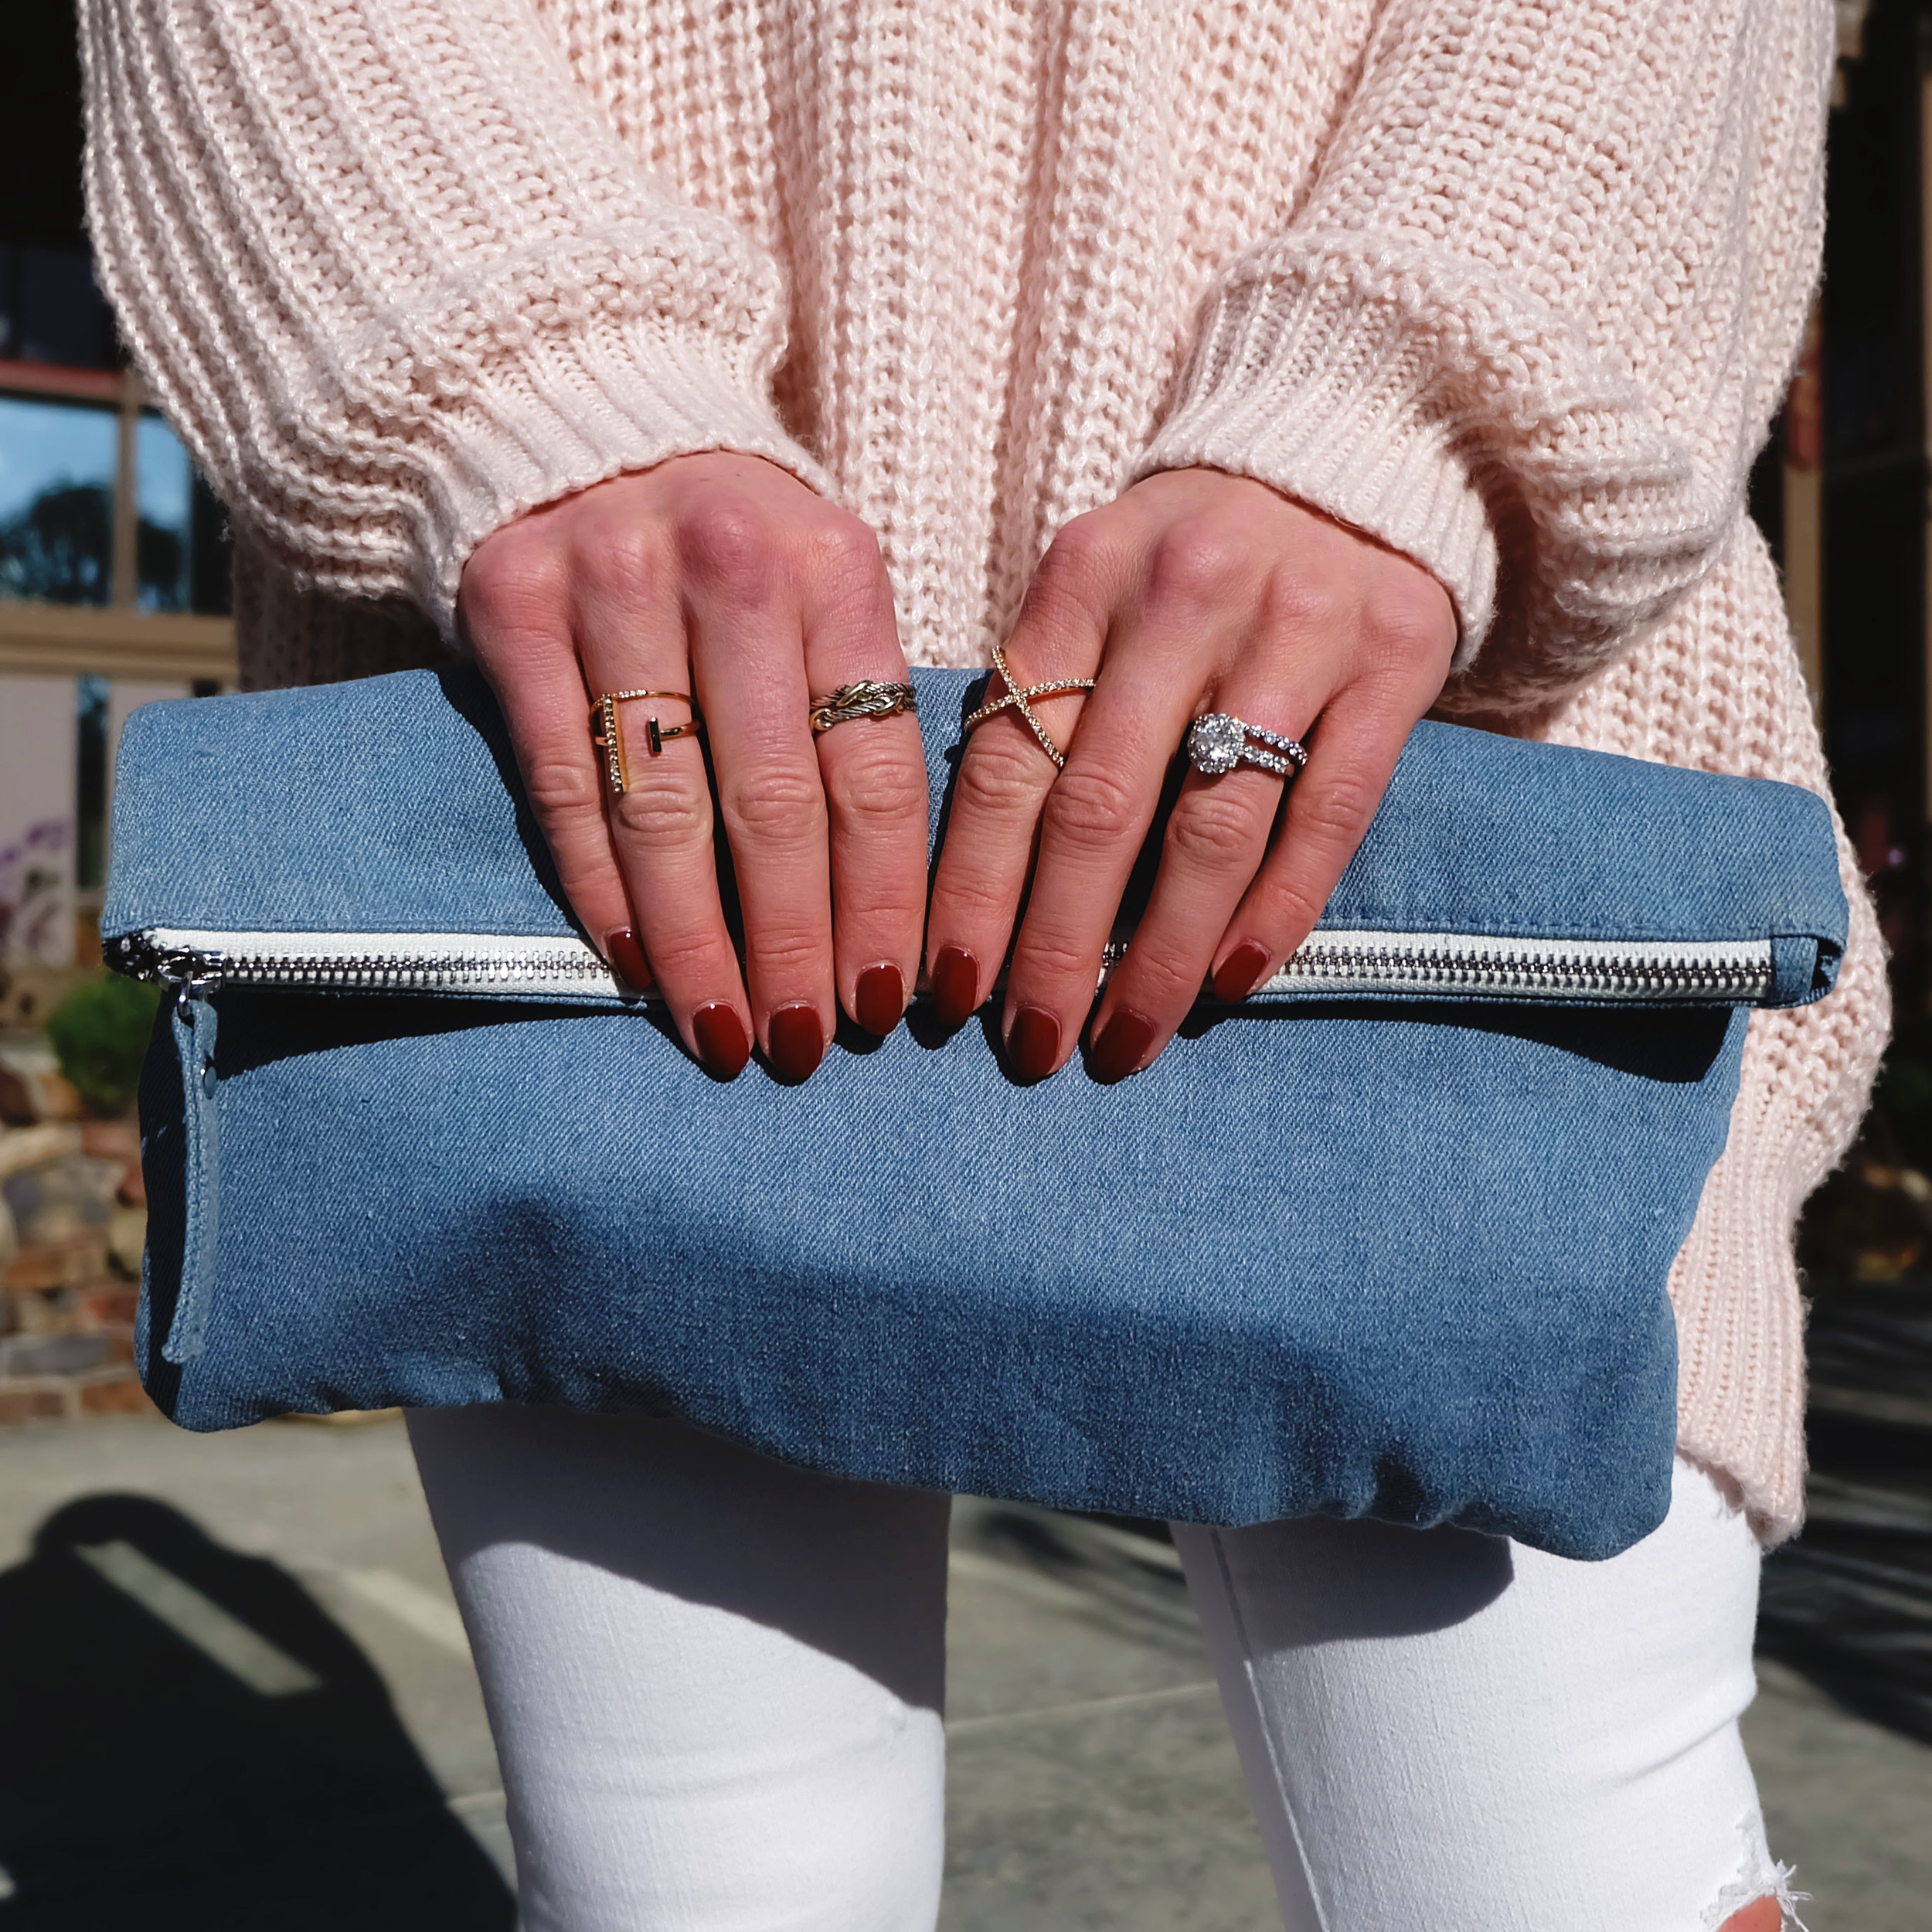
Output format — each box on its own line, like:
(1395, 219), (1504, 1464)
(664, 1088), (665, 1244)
(692, 1002), (751, 1079)
(932, 944), (980, 1028)
(605, 927), (650, 993)
(1007, 1005), (1061, 1083)
(768, 1004), (826, 1083)
(855, 963), (905, 1036)
(1090, 1007), (1158, 1085)
(1213, 940), (1271, 1003)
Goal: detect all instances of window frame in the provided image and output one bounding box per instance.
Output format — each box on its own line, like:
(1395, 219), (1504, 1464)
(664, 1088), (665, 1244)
(0, 356), (236, 683)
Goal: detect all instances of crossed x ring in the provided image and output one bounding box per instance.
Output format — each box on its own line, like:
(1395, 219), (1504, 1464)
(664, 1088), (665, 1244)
(960, 642), (1097, 769)
(1185, 712), (1309, 781)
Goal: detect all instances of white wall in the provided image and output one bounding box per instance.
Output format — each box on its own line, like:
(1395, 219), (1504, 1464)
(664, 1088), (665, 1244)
(0, 675), (79, 966)
(0, 674), (192, 967)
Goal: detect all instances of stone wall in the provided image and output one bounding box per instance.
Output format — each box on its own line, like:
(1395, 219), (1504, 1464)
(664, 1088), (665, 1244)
(0, 1035), (148, 1422)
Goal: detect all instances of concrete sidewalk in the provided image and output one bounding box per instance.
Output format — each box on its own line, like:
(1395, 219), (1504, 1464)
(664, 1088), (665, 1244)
(0, 1413), (1924, 1929)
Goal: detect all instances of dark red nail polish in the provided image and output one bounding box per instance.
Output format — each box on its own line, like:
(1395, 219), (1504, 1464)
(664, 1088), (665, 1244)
(768, 1004), (825, 1083)
(932, 945), (980, 1028)
(855, 963), (905, 1036)
(1213, 940), (1271, 1004)
(692, 1002), (751, 1079)
(605, 927), (651, 993)
(1008, 1005), (1061, 1083)
(1091, 1007), (1158, 1085)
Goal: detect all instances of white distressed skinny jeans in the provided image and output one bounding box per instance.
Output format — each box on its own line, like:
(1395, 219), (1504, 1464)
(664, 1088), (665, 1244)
(407, 1406), (1798, 1932)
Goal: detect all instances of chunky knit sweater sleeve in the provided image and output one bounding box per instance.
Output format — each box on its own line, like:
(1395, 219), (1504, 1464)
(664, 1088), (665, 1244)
(1138, 0), (1835, 713)
(77, 0), (825, 631)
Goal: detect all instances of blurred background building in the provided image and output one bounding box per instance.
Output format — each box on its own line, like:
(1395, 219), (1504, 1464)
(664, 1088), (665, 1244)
(0, 0), (234, 981)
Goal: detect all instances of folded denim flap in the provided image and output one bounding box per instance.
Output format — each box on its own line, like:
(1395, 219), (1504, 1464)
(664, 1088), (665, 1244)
(101, 666), (1848, 1005)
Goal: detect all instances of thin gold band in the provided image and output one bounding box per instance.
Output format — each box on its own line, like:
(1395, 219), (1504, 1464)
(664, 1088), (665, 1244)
(589, 689), (702, 794)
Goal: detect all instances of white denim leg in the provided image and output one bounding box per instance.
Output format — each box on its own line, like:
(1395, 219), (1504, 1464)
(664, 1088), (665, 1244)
(1173, 1459), (1791, 1932)
(407, 1407), (950, 1932)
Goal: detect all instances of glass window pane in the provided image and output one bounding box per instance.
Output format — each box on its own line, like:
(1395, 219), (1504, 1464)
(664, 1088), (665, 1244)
(190, 468), (233, 616)
(76, 675), (109, 893)
(0, 395), (117, 606)
(137, 410), (193, 613)
(135, 412), (233, 616)
(0, 247), (120, 371)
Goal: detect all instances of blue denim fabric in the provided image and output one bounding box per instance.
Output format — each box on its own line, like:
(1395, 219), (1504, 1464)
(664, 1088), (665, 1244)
(106, 668), (1848, 988)
(107, 669), (1849, 1560)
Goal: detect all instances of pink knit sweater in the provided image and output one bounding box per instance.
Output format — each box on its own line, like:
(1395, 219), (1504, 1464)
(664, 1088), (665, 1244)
(79, 0), (1886, 1539)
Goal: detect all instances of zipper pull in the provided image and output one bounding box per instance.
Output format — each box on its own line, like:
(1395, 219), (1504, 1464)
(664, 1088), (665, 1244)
(159, 965), (223, 1365)
(158, 950), (226, 1014)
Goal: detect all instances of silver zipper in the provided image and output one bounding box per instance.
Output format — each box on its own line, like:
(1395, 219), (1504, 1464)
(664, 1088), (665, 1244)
(111, 926), (1775, 1005)
(113, 929), (623, 1001)
(1260, 930), (1774, 1002)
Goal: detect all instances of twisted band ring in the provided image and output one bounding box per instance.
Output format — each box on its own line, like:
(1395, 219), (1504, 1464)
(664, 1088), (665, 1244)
(808, 679), (919, 734)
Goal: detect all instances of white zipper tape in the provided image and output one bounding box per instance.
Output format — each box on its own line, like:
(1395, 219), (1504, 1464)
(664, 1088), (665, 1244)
(117, 925), (1776, 1006)
(125, 929), (621, 1001)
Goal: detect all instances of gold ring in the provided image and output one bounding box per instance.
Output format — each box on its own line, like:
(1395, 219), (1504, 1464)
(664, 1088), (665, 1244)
(589, 689), (702, 794)
(960, 644), (1095, 769)
(809, 679), (919, 734)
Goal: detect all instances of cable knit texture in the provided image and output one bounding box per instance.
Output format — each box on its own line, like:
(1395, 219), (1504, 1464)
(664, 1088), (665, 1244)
(80, 0), (1883, 1540)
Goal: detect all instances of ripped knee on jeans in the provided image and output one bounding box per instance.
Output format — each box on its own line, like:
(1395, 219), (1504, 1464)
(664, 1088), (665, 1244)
(1704, 1809), (1809, 1932)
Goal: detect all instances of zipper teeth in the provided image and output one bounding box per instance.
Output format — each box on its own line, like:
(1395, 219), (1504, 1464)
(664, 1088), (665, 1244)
(112, 930), (619, 997)
(213, 949), (609, 992)
(114, 928), (1775, 1003)
(1272, 937), (1772, 1001)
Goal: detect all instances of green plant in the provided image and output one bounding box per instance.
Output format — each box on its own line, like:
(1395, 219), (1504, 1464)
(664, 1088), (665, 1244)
(45, 973), (164, 1115)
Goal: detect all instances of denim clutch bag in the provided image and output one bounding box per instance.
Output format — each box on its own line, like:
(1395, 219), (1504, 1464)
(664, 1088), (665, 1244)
(102, 665), (1848, 1560)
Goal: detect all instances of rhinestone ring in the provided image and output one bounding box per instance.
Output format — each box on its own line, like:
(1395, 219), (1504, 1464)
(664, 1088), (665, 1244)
(961, 642), (1097, 770)
(590, 689), (702, 795)
(1186, 712), (1309, 781)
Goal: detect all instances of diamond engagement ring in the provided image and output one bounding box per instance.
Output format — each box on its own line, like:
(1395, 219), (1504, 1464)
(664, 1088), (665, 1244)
(1186, 712), (1309, 781)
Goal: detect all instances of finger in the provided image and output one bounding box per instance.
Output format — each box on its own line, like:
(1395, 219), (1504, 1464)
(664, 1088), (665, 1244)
(468, 599), (641, 981)
(1085, 694), (1315, 1083)
(1209, 686), (1416, 1002)
(998, 618), (1209, 1081)
(576, 616), (756, 1081)
(687, 577), (836, 1083)
(804, 568), (927, 1037)
(923, 548), (1109, 1033)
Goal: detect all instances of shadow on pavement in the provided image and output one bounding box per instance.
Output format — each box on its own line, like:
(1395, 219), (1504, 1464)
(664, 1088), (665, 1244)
(0, 1492), (512, 1930)
(1758, 1286), (1932, 1747)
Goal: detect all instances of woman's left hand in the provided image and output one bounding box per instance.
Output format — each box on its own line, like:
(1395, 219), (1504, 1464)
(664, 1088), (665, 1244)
(925, 468), (1458, 1082)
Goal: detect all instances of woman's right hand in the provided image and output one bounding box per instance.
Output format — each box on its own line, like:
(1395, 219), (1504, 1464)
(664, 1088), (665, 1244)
(459, 453), (928, 1083)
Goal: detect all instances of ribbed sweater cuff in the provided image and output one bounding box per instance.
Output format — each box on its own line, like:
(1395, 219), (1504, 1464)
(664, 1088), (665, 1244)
(407, 328), (831, 638)
(1134, 270), (1499, 666)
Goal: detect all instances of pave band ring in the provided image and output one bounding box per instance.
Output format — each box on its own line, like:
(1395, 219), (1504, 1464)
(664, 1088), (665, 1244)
(961, 642), (1097, 770)
(1186, 712), (1309, 781)
(809, 679), (919, 735)
(590, 689), (702, 795)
